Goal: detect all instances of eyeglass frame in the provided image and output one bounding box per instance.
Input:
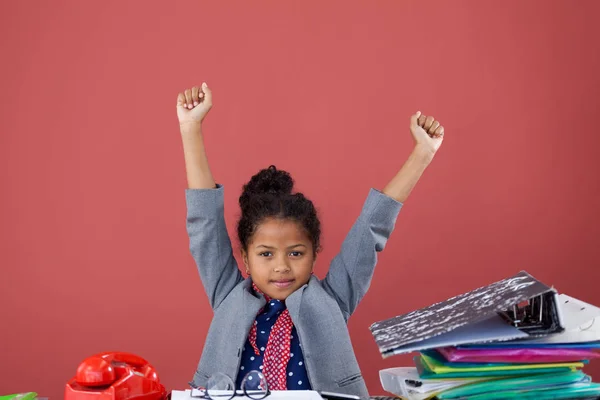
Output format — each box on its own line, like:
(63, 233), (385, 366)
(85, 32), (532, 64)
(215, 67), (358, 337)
(188, 370), (271, 400)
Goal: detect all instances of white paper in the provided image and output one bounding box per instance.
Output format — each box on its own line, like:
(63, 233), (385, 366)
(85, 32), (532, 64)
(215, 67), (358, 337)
(172, 389), (323, 400)
(379, 367), (487, 399)
(558, 294), (600, 330)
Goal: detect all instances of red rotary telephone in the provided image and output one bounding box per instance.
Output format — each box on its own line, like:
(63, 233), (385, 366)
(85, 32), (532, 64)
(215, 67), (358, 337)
(64, 352), (167, 400)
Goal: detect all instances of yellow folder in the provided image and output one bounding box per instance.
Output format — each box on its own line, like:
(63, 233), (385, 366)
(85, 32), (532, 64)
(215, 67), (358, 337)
(420, 352), (584, 373)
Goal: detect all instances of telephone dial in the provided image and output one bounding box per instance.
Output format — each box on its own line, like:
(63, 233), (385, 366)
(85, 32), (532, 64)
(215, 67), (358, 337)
(64, 352), (167, 400)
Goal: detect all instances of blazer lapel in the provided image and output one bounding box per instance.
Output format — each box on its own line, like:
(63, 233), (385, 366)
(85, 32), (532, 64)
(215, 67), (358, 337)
(286, 276), (312, 323)
(242, 278), (266, 333)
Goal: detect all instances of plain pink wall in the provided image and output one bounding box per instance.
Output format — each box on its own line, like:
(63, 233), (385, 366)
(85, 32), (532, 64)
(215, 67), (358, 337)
(1, 1), (599, 398)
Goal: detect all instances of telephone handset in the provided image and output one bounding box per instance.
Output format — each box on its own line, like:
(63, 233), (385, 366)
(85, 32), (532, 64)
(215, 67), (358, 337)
(65, 352), (166, 400)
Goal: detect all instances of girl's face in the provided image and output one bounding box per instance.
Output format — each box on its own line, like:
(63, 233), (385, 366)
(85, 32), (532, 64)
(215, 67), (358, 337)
(242, 217), (316, 301)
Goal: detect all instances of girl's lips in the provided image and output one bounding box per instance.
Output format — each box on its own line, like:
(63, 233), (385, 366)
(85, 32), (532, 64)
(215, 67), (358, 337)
(271, 279), (294, 288)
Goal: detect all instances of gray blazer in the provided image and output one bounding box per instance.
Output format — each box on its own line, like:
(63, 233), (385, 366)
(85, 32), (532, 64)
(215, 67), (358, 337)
(186, 185), (402, 398)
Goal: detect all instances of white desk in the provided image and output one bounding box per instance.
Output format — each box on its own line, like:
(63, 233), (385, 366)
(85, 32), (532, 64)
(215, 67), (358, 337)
(172, 389), (324, 400)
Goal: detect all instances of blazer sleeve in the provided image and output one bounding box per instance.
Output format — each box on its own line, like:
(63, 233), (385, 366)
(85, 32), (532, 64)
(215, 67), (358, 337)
(322, 188), (403, 318)
(186, 184), (243, 310)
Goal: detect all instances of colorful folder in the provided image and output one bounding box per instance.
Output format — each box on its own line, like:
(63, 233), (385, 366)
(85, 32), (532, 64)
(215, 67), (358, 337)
(373, 271), (600, 399)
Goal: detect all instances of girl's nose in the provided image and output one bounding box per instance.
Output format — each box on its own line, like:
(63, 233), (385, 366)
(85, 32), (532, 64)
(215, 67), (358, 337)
(274, 259), (291, 272)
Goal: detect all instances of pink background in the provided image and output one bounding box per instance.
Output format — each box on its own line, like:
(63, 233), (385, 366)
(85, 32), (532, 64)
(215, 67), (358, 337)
(1, 1), (599, 398)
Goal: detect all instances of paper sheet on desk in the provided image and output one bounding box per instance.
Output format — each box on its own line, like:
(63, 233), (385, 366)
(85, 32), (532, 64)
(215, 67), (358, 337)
(171, 390), (323, 400)
(379, 367), (488, 400)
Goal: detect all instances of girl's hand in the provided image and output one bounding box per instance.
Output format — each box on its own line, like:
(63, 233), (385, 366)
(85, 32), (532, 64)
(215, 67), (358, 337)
(177, 83), (213, 126)
(410, 111), (444, 157)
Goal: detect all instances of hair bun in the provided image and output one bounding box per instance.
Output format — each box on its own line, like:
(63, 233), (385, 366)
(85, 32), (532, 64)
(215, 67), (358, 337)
(239, 165), (294, 210)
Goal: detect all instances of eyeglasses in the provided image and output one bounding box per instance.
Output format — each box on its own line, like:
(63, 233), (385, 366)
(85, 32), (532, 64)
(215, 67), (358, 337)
(189, 370), (271, 400)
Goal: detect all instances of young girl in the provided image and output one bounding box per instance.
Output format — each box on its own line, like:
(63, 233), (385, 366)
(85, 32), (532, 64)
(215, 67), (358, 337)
(177, 83), (444, 398)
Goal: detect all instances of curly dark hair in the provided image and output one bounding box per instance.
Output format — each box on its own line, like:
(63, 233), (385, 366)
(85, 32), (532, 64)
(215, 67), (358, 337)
(237, 165), (321, 255)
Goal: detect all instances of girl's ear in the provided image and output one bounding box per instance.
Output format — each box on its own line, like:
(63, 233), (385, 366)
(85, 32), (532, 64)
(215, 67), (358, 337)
(241, 249), (250, 273)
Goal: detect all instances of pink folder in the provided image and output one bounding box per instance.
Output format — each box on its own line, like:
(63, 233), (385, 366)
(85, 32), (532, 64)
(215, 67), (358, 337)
(438, 346), (600, 363)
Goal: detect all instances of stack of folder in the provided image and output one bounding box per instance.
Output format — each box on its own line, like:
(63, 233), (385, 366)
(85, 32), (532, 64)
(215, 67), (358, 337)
(370, 271), (600, 399)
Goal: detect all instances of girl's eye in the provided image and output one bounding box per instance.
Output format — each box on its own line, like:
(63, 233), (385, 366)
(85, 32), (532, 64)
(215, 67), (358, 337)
(259, 252), (272, 257)
(290, 252), (303, 257)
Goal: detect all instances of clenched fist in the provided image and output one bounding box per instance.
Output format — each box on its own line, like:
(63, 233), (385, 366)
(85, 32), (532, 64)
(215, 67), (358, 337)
(410, 111), (445, 156)
(177, 83), (213, 126)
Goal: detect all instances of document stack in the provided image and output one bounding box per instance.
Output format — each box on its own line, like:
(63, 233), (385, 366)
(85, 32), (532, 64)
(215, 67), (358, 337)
(370, 271), (600, 399)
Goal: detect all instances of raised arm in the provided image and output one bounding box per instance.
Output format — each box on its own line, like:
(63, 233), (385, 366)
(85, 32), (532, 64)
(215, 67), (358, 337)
(178, 83), (217, 190)
(381, 112), (444, 203)
(178, 84), (242, 309)
(323, 112), (445, 317)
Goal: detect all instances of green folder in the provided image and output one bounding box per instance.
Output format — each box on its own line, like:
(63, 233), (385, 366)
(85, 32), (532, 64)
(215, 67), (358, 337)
(450, 382), (600, 400)
(436, 371), (590, 399)
(0, 393), (38, 400)
(415, 355), (576, 379)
